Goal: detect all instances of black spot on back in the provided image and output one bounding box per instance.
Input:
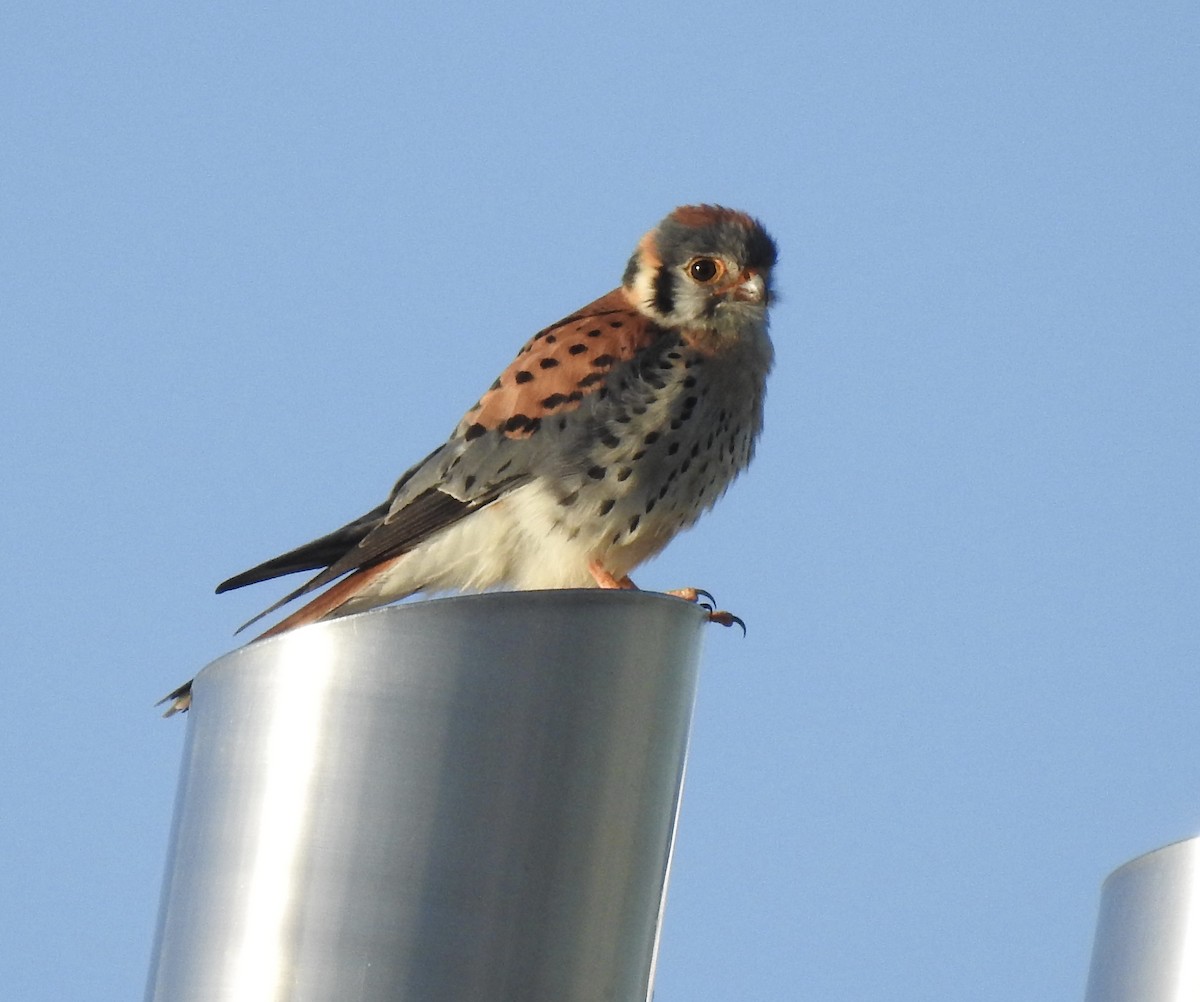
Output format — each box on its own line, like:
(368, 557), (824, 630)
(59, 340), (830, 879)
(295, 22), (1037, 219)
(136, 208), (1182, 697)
(505, 414), (540, 434)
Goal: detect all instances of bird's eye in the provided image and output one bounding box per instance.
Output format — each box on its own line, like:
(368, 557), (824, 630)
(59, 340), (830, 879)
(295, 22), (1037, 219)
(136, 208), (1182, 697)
(687, 257), (724, 284)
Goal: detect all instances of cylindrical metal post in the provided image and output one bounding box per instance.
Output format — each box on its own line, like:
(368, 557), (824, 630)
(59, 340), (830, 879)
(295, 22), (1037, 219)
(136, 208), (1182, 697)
(146, 590), (707, 1002)
(1084, 836), (1200, 1002)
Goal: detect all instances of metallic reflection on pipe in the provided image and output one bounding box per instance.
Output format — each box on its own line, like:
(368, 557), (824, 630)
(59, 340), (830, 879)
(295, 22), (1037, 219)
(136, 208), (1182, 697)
(1085, 836), (1200, 1002)
(146, 590), (707, 1002)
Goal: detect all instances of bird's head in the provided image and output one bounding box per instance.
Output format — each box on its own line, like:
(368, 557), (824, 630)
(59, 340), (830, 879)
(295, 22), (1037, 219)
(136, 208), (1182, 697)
(623, 205), (777, 335)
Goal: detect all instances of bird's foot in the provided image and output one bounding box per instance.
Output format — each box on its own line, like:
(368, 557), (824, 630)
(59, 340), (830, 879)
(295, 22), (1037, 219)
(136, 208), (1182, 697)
(589, 564), (746, 633)
(665, 587), (747, 635)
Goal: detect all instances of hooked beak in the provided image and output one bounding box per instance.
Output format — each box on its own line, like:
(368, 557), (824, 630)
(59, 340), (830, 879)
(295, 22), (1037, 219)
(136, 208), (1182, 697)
(731, 271), (767, 305)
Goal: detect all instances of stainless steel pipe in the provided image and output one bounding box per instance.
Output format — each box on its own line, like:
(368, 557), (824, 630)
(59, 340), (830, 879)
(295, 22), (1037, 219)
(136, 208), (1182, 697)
(1084, 836), (1200, 1001)
(146, 590), (708, 1002)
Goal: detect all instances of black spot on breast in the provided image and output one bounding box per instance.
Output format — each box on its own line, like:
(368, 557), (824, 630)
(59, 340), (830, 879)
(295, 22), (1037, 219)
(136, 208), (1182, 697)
(587, 465), (606, 480)
(658, 484), (669, 499)
(587, 328), (602, 338)
(616, 467), (633, 481)
(643, 431), (660, 445)
(569, 343), (587, 355)
(628, 515), (641, 533)
(691, 443), (701, 458)
(645, 498), (656, 513)
(599, 431), (620, 449)
(683, 376), (697, 389)
(540, 357), (559, 369)
(542, 393), (568, 408)
(515, 370), (534, 384)
(667, 351), (682, 360)
(559, 490), (579, 507)
(631, 404), (647, 416)
(577, 372), (604, 388)
(545, 334), (557, 344)
(464, 423), (486, 441)
(598, 498), (615, 515)
(591, 354), (615, 368)
(609, 320), (624, 328)
(667, 443), (680, 455)
(463, 475), (476, 491)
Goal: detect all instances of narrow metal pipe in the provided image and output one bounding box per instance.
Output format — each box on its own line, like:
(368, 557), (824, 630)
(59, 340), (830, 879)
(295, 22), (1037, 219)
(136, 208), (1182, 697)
(146, 590), (707, 1002)
(1084, 836), (1200, 1002)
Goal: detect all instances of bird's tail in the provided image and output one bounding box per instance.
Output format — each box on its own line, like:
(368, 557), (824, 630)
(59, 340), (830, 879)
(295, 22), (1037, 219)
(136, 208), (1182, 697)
(157, 680), (193, 717)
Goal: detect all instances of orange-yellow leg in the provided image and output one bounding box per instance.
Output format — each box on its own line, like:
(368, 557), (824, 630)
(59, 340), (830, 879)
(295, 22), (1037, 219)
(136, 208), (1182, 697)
(588, 561), (636, 590)
(588, 563), (746, 634)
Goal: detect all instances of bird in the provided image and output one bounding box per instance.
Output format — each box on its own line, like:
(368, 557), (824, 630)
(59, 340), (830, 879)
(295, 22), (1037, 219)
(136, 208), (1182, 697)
(160, 205), (777, 715)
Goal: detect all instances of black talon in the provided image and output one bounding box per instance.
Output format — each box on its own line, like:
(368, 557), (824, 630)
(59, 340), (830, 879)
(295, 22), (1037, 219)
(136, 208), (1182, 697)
(694, 588), (716, 606)
(707, 610), (747, 636)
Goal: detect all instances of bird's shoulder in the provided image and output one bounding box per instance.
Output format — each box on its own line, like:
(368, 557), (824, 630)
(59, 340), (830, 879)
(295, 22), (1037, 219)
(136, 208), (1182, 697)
(455, 288), (667, 442)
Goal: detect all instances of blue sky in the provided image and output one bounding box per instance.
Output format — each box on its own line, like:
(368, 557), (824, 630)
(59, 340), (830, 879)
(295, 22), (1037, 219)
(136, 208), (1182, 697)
(2, 3), (1197, 999)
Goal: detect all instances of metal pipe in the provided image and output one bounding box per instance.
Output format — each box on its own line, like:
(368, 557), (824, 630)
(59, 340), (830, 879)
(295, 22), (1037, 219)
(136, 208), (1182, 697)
(146, 590), (707, 1002)
(1084, 836), (1200, 1001)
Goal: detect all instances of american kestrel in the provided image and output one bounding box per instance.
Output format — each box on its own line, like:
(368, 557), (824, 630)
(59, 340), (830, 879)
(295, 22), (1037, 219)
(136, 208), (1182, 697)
(161, 205), (776, 714)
